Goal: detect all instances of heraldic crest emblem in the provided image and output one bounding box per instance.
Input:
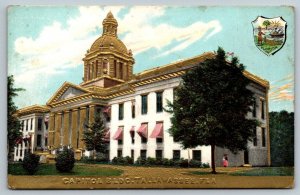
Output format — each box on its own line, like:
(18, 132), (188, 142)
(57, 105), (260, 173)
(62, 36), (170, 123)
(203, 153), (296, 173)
(252, 16), (287, 55)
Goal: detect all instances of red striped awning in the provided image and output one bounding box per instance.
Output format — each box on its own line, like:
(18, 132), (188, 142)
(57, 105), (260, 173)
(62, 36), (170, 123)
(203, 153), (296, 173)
(137, 124), (147, 138)
(103, 106), (111, 114)
(150, 123), (163, 138)
(113, 127), (123, 140)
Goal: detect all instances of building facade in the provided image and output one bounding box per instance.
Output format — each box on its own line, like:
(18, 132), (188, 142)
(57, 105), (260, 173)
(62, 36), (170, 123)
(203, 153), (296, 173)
(15, 12), (270, 166)
(14, 105), (49, 161)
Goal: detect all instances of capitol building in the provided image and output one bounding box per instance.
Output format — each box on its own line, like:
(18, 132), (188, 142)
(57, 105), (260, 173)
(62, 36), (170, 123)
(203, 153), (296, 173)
(14, 12), (270, 167)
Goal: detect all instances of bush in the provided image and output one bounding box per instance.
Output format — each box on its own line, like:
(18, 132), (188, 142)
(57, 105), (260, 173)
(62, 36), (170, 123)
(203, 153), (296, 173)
(135, 157), (146, 165)
(189, 160), (202, 168)
(124, 156), (134, 165)
(55, 147), (75, 172)
(146, 157), (156, 166)
(162, 158), (170, 166)
(95, 153), (108, 163)
(111, 156), (133, 165)
(202, 162), (210, 168)
(175, 158), (189, 167)
(22, 153), (40, 175)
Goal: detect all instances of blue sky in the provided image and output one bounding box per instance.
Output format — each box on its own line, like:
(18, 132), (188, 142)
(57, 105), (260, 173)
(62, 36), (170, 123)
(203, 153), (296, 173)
(8, 6), (294, 112)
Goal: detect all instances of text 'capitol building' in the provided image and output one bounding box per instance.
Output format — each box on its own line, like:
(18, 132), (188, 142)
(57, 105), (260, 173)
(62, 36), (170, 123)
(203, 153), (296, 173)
(14, 12), (270, 167)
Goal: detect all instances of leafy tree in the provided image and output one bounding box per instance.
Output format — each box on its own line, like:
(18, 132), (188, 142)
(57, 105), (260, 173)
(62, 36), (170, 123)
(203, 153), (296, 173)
(166, 47), (257, 173)
(82, 115), (108, 160)
(263, 20), (271, 30)
(269, 111), (294, 167)
(7, 75), (24, 161)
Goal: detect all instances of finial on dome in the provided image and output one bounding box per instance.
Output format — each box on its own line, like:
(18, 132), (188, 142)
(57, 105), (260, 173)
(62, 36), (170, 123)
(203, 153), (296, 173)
(102, 11), (118, 37)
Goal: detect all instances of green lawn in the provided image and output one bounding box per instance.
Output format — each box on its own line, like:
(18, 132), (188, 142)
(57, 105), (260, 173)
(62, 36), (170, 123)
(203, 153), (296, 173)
(8, 163), (123, 176)
(230, 167), (294, 176)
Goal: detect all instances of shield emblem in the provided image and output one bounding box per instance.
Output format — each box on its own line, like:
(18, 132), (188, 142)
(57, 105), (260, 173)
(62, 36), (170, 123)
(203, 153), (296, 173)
(252, 16), (287, 55)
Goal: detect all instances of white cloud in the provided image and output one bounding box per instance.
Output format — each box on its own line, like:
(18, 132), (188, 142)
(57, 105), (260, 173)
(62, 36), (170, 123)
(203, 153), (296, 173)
(13, 6), (222, 87)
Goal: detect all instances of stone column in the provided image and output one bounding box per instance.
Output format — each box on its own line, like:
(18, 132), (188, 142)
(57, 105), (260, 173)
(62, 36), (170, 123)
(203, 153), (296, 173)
(71, 108), (79, 149)
(48, 113), (55, 147)
(63, 110), (70, 146)
(78, 107), (87, 149)
(89, 105), (95, 124)
(124, 63), (128, 81)
(54, 112), (62, 148)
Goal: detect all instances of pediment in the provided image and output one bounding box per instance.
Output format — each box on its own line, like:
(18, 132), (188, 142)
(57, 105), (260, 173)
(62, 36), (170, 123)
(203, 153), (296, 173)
(47, 82), (90, 105)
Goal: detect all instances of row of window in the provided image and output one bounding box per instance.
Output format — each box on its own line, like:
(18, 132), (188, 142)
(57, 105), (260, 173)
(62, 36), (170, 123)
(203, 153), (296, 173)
(252, 99), (266, 120)
(118, 91), (163, 120)
(117, 149), (202, 161)
(20, 117), (46, 132)
(253, 127), (266, 147)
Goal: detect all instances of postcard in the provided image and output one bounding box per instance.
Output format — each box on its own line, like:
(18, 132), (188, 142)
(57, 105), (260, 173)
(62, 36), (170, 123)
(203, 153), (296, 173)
(7, 6), (294, 189)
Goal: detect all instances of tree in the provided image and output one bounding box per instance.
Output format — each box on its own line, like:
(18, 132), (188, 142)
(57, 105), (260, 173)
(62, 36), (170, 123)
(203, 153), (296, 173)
(7, 75), (24, 161)
(82, 115), (108, 160)
(269, 111), (294, 167)
(263, 20), (271, 30)
(166, 47), (257, 173)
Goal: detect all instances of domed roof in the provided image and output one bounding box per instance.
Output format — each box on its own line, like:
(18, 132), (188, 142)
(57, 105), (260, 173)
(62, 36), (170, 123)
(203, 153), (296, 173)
(90, 35), (128, 54)
(89, 11), (128, 54)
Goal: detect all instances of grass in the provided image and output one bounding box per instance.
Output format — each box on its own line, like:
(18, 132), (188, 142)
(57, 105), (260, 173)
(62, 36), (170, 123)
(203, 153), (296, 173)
(230, 167), (294, 176)
(8, 163), (123, 176)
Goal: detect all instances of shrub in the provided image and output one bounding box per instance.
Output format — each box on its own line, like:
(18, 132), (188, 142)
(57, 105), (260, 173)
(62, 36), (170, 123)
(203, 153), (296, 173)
(55, 147), (75, 172)
(176, 158), (189, 167)
(124, 156), (134, 165)
(135, 157), (146, 165)
(162, 158), (170, 166)
(22, 153), (40, 175)
(189, 160), (202, 168)
(145, 157), (156, 166)
(95, 153), (108, 163)
(202, 162), (210, 168)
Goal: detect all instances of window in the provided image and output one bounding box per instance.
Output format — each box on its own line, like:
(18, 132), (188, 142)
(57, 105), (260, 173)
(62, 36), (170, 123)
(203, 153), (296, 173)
(156, 91), (163, 113)
(30, 118), (33, 130)
(45, 137), (48, 146)
(141, 136), (147, 144)
(118, 103), (124, 120)
(114, 60), (117, 77)
(261, 99), (265, 119)
(118, 139), (123, 145)
(37, 135), (42, 147)
(262, 127), (266, 147)
(173, 87), (178, 101)
(119, 62), (123, 79)
(156, 138), (163, 143)
(253, 126), (257, 146)
(131, 101), (135, 118)
(131, 150), (134, 159)
(38, 118), (42, 131)
(173, 150), (181, 160)
(20, 148), (23, 157)
(16, 148), (18, 156)
(20, 121), (24, 131)
(252, 99), (257, 118)
(141, 95), (148, 114)
(26, 119), (29, 131)
(156, 150), (163, 159)
(86, 107), (90, 123)
(140, 150), (147, 160)
(192, 150), (201, 161)
(117, 149), (122, 157)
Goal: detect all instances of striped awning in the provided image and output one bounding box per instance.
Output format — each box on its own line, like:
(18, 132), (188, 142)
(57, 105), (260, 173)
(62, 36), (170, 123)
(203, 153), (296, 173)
(113, 127), (123, 140)
(150, 123), (163, 138)
(137, 124), (147, 138)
